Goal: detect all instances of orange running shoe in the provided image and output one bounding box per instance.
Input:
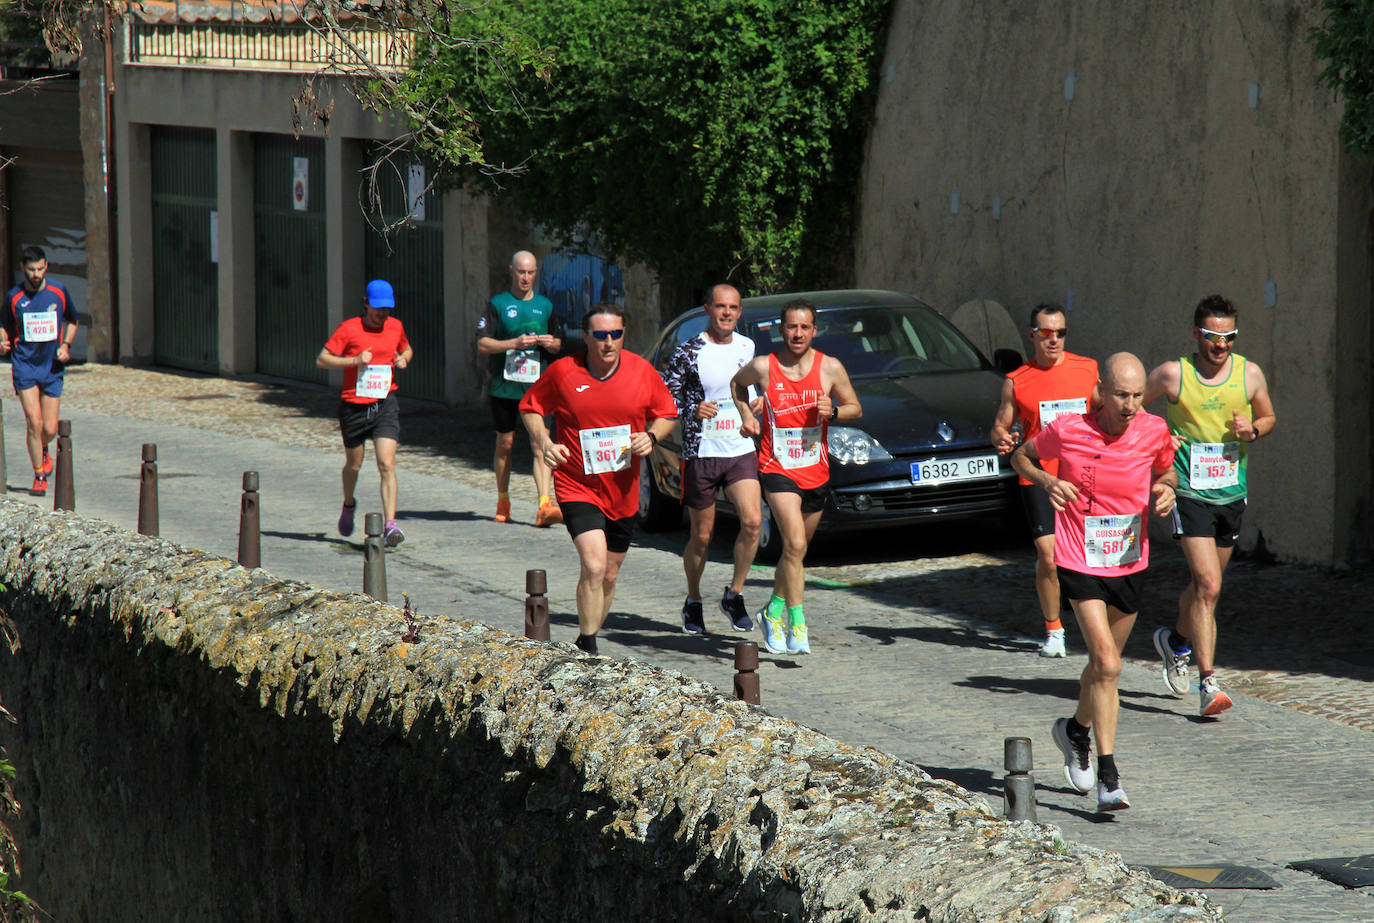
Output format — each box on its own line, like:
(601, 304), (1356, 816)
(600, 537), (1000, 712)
(39, 449), (53, 476)
(31, 473), (48, 496)
(535, 502), (563, 527)
(494, 497), (512, 523)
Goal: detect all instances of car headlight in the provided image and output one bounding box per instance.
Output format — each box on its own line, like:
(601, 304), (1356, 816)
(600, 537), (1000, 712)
(827, 426), (893, 464)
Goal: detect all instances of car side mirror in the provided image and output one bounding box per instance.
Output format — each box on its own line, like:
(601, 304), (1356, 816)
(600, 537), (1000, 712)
(993, 348), (1023, 375)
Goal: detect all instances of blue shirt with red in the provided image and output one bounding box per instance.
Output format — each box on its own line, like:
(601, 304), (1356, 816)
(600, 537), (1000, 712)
(4, 281), (78, 378)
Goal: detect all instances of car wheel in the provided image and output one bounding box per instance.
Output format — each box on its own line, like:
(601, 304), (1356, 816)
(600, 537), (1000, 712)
(638, 456), (682, 532)
(754, 500), (782, 566)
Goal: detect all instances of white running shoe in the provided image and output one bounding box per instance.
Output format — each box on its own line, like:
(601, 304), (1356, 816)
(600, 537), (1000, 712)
(1097, 778), (1131, 812)
(759, 607), (787, 654)
(786, 621), (811, 654)
(1152, 627), (1190, 697)
(1039, 629), (1067, 658)
(1051, 717), (1095, 793)
(1199, 676), (1234, 718)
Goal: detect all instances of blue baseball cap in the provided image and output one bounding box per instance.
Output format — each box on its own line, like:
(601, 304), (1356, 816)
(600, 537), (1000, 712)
(365, 279), (395, 308)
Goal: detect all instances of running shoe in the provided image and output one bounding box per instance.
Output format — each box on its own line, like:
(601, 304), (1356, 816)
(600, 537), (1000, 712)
(30, 473), (48, 497)
(1039, 629), (1067, 658)
(1152, 626), (1191, 697)
(1096, 778), (1131, 812)
(39, 449), (53, 477)
(758, 606), (787, 654)
(575, 633), (599, 654)
(494, 497), (512, 523)
(786, 621), (811, 655)
(1051, 717), (1095, 793)
(337, 501), (356, 537)
(1199, 676), (1234, 718)
(681, 598), (705, 634)
(719, 588), (753, 632)
(383, 520), (405, 548)
(534, 502), (563, 528)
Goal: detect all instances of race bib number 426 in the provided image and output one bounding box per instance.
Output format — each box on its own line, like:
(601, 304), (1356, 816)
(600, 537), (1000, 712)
(22, 309), (58, 343)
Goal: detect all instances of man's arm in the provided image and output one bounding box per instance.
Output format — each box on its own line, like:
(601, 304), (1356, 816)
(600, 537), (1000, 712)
(522, 411), (572, 468)
(1011, 439), (1079, 512)
(818, 355), (862, 423)
(1234, 361), (1276, 442)
(536, 311), (562, 356)
(1143, 359), (1180, 406)
(991, 377), (1019, 454)
(731, 356), (768, 437)
(1149, 464), (1179, 516)
(475, 304), (537, 356)
(317, 346), (368, 370)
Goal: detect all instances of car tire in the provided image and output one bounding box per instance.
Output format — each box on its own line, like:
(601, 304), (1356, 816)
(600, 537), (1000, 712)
(638, 455), (682, 532)
(753, 500), (782, 566)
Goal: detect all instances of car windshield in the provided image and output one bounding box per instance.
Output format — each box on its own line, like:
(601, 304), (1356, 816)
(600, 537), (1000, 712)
(749, 306), (987, 378)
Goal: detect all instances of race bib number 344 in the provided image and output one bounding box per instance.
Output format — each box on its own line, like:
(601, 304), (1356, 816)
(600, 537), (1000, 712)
(355, 364), (392, 399)
(579, 425), (632, 475)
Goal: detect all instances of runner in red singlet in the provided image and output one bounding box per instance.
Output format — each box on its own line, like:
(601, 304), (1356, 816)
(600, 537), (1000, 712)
(730, 298), (861, 655)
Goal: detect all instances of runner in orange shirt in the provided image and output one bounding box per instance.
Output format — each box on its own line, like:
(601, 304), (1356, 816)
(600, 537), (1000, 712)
(992, 303), (1099, 657)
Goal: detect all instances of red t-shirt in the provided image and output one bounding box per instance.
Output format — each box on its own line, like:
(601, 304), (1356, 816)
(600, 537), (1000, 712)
(518, 351), (678, 519)
(324, 316), (410, 404)
(757, 351), (830, 489)
(1032, 411), (1174, 577)
(1007, 352), (1098, 483)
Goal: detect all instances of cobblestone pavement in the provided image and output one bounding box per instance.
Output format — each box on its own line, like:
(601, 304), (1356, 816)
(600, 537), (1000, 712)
(46, 362), (1374, 735)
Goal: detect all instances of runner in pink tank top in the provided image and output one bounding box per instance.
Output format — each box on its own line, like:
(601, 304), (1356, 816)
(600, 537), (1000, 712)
(731, 299), (861, 656)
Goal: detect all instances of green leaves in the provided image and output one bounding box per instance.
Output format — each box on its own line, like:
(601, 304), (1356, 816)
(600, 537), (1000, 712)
(1310, 1), (1374, 157)
(406, 0), (890, 293)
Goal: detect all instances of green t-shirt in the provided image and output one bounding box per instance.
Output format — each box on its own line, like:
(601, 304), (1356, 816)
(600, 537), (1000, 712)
(478, 291), (557, 399)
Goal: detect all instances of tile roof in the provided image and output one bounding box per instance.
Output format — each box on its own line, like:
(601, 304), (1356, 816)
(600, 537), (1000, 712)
(131, 0), (382, 25)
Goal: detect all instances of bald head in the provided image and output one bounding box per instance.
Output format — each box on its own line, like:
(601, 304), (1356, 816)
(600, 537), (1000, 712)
(1101, 352), (1145, 391)
(509, 250), (537, 297)
(1098, 352), (1147, 434)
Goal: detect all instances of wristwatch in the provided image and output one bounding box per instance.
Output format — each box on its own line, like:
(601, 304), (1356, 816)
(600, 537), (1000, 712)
(830, 404), (840, 421)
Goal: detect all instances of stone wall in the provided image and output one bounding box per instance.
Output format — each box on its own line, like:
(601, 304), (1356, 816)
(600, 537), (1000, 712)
(858, 0), (1372, 565)
(0, 502), (1219, 921)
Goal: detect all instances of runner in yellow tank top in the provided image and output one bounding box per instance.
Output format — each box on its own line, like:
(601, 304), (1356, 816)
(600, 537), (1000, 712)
(1144, 295), (1276, 718)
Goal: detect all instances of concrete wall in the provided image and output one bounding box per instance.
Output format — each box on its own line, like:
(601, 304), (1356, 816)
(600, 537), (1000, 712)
(0, 502), (1220, 922)
(858, 1), (1372, 565)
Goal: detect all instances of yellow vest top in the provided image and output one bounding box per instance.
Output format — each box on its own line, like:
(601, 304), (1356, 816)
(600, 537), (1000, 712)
(1166, 353), (1250, 503)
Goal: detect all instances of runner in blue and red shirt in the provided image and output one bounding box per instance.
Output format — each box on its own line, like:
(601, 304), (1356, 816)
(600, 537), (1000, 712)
(2, 246), (80, 496)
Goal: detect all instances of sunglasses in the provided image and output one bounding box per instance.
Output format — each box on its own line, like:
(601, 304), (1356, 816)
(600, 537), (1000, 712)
(1031, 327), (1068, 340)
(589, 328), (625, 341)
(1198, 327), (1238, 344)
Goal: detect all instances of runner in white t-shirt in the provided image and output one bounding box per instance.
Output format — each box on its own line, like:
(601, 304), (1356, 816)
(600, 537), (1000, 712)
(661, 284), (762, 634)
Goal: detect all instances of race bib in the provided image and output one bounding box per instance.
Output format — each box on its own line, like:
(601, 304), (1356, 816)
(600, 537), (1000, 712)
(579, 424), (632, 475)
(503, 348), (541, 383)
(771, 424), (823, 469)
(1188, 442), (1240, 490)
(1038, 397), (1087, 427)
(701, 402), (744, 439)
(355, 364), (392, 399)
(1084, 514), (1142, 569)
(23, 309), (58, 343)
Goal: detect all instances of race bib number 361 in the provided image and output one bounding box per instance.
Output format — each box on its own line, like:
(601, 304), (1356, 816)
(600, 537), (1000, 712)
(579, 424), (632, 475)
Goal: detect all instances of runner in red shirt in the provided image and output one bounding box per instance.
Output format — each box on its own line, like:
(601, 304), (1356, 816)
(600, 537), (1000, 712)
(1013, 352), (1176, 813)
(316, 280), (413, 547)
(519, 303), (678, 653)
(731, 298), (861, 655)
(991, 303), (1100, 657)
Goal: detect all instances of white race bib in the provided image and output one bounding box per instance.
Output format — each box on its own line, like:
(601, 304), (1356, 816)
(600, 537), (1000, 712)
(23, 308), (58, 343)
(355, 364), (392, 399)
(1084, 514), (1142, 569)
(701, 403), (744, 439)
(771, 424), (823, 469)
(1038, 397), (1087, 428)
(579, 424), (632, 475)
(503, 348), (541, 383)
(1188, 442), (1240, 490)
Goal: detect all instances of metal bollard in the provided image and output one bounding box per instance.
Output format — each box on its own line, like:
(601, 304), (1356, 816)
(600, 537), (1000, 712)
(733, 641), (761, 705)
(524, 569), (550, 641)
(53, 419), (74, 511)
(238, 472), (260, 568)
(138, 444), (159, 536)
(1003, 736), (1037, 821)
(0, 399), (7, 491)
(362, 512), (388, 602)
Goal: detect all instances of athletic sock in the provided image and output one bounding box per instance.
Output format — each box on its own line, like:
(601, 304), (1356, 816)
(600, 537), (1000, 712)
(1171, 633), (1192, 654)
(1199, 669), (1215, 683)
(786, 604), (805, 627)
(539, 494), (551, 507)
(1097, 754), (1118, 784)
(1066, 716), (1091, 742)
(498, 491), (510, 500)
(685, 597), (701, 605)
(1044, 618), (1063, 632)
(722, 588), (742, 600)
(575, 633), (598, 654)
(765, 594), (786, 619)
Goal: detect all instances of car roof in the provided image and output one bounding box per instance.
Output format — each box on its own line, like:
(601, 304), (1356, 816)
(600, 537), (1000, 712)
(739, 289), (934, 316)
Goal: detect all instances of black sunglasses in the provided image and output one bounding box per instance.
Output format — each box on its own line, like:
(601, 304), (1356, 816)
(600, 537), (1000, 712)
(589, 329), (625, 341)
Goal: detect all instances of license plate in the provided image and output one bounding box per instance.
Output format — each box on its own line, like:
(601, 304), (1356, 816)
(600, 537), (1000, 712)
(910, 454), (999, 484)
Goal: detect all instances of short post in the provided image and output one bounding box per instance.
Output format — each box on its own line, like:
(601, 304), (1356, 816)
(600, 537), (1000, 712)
(524, 569), (549, 641)
(238, 472), (260, 569)
(137, 444), (159, 536)
(363, 512), (387, 602)
(1003, 736), (1037, 821)
(0, 399), (7, 491)
(53, 419), (74, 511)
(733, 641), (761, 705)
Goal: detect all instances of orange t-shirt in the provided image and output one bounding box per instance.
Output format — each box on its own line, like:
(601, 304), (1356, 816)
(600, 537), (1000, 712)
(1007, 352), (1098, 483)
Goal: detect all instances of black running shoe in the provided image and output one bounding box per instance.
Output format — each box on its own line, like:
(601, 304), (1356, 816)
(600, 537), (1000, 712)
(681, 598), (706, 634)
(719, 588), (754, 631)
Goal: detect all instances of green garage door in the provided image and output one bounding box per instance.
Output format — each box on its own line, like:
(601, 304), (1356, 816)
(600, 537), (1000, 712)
(152, 126), (218, 372)
(253, 134), (326, 384)
(363, 155), (445, 402)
